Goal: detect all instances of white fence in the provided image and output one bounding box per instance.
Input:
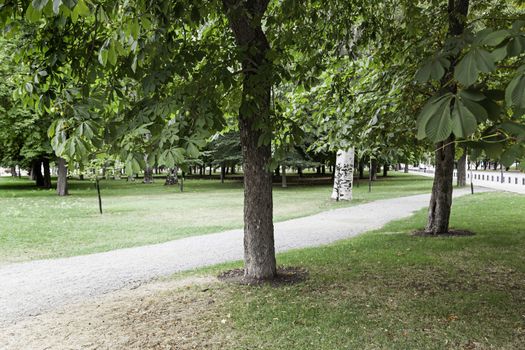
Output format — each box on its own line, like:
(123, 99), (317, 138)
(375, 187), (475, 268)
(409, 167), (525, 194)
(459, 170), (525, 187)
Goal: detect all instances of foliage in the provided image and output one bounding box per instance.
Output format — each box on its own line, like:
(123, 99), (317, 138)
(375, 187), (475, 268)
(415, 5), (525, 167)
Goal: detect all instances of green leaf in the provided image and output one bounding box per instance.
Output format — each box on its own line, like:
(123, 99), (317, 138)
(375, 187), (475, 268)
(75, 0), (89, 16)
(490, 45), (508, 62)
(451, 100), (477, 138)
(499, 122), (525, 138)
(462, 98), (488, 123)
(130, 18), (140, 39)
(420, 94), (454, 142)
(500, 144), (522, 168)
(479, 99), (502, 121)
(415, 56), (450, 83)
(484, 142), (504, 159)
(186, 142), (200, 158)
(454, 48), (495, 86)
(480, 29), (510, 47)
(505, 74), (525, 108)
(459, 90), (485, 102)
(26, 4), (42, 22)
(507, 36), (525, 57)
(107, 42), (117, 66)
(98, 47), (108, 66)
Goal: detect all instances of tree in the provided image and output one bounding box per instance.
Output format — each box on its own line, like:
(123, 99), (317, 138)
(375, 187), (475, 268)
(331, 148), (355, 201)
(415, 1), (525, 233)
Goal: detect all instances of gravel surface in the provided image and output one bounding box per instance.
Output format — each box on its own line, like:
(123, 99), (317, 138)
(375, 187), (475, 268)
(0, 189), (478, 326)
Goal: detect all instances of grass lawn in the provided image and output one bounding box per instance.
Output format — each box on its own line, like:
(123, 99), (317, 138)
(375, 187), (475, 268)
(0, 172), (432, 264)
(176, 192), (525, 349)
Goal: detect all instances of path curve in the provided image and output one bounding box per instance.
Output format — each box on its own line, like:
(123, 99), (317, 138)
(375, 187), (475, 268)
(0, 188), (478, 326)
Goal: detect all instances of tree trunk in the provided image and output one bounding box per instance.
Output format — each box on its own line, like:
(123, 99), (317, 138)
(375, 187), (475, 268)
(220, 163), (226, 183)
(383, 164), (389, 177)
(165, 167), (179, 185)
(426, 137), (456, 234)
(297, 167), (303, 177)
(10, 166), (16, 177)
(56, 157), (69, 196)
(143, 166), (154, 184)
(359, 160), (365, 179)
(281, 165), (287, 188)
(224, 0), (276, 281)
(371, 159), (378, 181)
(457, 151), (467, 187)
(331, 148), (355, 201)
(404, 163), (409, 173)
(31, 159), (43, 185)
(42, 158), (52, 189)
(426, 0), (469, 234)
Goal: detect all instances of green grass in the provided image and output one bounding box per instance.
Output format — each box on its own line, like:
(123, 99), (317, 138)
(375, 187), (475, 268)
(0, 173), (432, 264)
(196, 192), (525, 349)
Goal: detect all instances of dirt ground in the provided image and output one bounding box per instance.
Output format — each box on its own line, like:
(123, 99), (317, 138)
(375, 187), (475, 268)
(1, 276), (236, 350)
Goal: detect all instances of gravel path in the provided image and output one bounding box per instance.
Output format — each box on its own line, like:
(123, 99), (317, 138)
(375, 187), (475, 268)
(0, 189), (478, 326)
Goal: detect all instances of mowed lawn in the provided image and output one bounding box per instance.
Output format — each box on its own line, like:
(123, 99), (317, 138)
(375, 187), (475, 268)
(0, 173), (432, 264)
(172, 192), (525, 350)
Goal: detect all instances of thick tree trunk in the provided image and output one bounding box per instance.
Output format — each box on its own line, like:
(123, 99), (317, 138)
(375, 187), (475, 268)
(426, 0), (469, 234)
(56, 157), (68, 196)
(331, 148), (355, 201)
(10, 166), (16, 177)
(165, 167), (179, 185)
(143, 166), (154, 184)
(224, 0), (276, 280)
(404, 163), (409, 173)
(383, 164), (389, 177)
(297, 167), (303, 177)
(457, 151), (467, 187)
(426, 138), (455, 234)
(281, 165), (287, 188)
(31, 159), (43, 185)
(42, 158), (51, 189)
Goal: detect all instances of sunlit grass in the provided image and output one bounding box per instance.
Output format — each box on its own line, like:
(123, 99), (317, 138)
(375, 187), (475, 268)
(0, 173), (433, 264)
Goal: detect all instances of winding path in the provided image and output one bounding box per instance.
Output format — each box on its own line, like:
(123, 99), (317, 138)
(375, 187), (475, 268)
(0, 188), (479, 326)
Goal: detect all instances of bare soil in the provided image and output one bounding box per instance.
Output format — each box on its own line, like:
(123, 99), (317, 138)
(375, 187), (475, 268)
(218, 266), (309, 286)
(1, 276), (236, 350)
(412, 229), (476, 237)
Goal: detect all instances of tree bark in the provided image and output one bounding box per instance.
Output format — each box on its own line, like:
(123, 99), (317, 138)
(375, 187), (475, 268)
(371, 159), (378, 181)
(457, 151), (467, 187)
(331, 148), (355, 201)
(165, 167), (179, 185)
(426, 138), (456, 234)
(426, 0), (469, 234)
(359, 160), (365, 179)
(404, 163), (409, 173)
(31, 159), (43, 186)
(42, 158), (52, 189)
(383, 164), (389, 177)
(143, 163), (154, 184)
(224, 0), (276, 280)
(281, 165), (287, 188)
(56, 157), (68, 196)
(220, 163), (226, 183)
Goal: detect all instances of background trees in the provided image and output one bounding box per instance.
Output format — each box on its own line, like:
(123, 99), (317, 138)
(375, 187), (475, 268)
(0, 0), (524, 274)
